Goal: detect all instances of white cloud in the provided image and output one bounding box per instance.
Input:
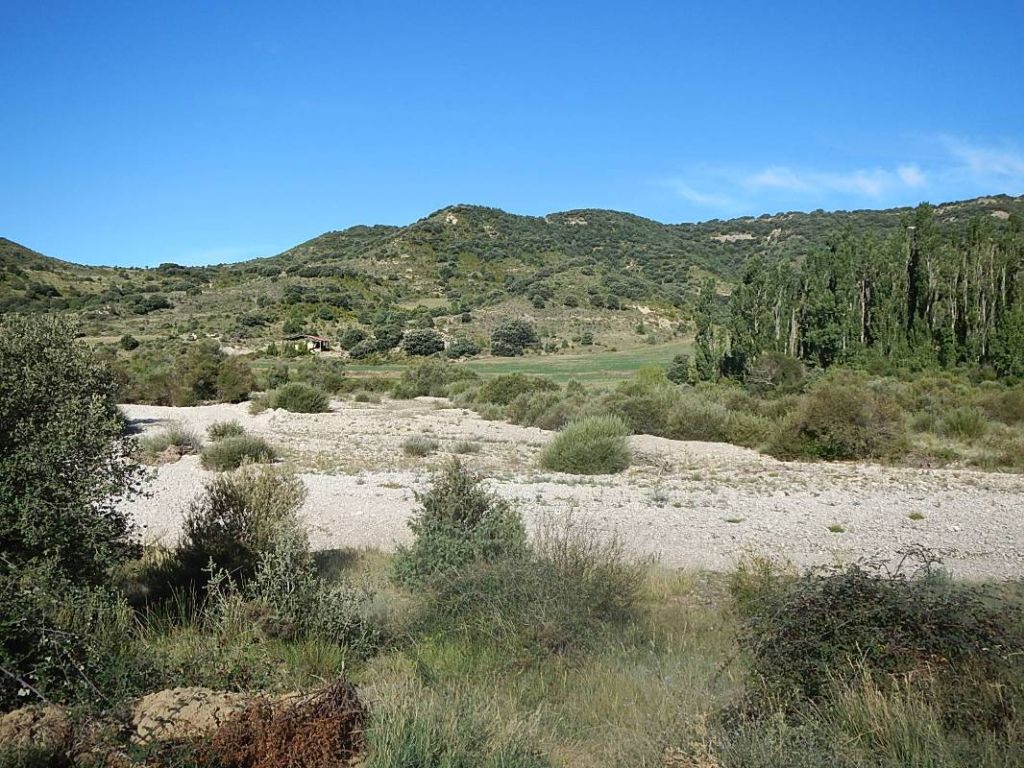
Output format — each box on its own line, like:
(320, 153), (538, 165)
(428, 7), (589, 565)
(665, 136), (1023, 215)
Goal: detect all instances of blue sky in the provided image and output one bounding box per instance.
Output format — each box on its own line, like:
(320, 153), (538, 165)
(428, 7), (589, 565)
(2, 1), (1022, 267)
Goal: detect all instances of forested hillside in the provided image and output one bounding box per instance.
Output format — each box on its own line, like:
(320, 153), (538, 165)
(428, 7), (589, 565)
(2, 196), (1023, 373)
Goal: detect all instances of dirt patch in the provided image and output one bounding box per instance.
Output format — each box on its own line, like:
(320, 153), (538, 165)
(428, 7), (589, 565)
(0, 704), (72, 753)
(132, 687), (251, 744)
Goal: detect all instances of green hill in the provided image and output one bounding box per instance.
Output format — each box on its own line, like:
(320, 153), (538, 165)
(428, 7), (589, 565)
(3, 195), (1023, 350)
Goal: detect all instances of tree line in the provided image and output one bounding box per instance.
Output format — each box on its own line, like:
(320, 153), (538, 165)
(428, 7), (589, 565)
(695, 205), (1024, 378)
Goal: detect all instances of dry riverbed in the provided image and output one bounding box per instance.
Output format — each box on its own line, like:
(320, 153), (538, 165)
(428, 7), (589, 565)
(120, 398), (1024, 579)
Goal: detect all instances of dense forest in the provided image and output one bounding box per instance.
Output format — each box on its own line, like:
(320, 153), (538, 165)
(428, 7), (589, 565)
(703, 204), (1024, 378)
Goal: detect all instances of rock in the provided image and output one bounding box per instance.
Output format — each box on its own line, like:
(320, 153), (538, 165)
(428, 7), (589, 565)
(132, 687), (251, 744)
(0, 704), (73, 753)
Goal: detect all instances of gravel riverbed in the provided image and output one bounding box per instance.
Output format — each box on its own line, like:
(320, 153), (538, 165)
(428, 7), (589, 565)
(119, 398), (1024, 579)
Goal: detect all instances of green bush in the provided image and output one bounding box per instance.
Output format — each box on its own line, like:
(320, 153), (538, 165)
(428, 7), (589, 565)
(0, 561), (154, 709)
(401, 328), (445, 356)
(206, 536), (376, 651)
(490, 319), (539, 357)
(938, 406), (990, 441)
(207, 420), (246, 440)
(445, 337), (481, 359)
(393, 460), (527, 586)
(118, 333), (140, 351)
(392, 360), (478, 399)
(539, 415), (631, 475)
(402, 436), (439, 457)
(0, 315), (143, 583)
(353, 390), (381, 403)
(266, 382), (330, 413)
(978, 387), (1024, 425)
(417, 515), (645, 655)
(745, 352), (806, 395)
(292, 358), (347, 393)
(768, 383), (906, 460)
(200, 434), (278, 471)
(177, 464), (308, 584)
(666, 395), (731, 442)
(600, 382), (676, 435)
(476, 373), (558, 406)
(731, 551), (1023, 707)
(139, 423), (203, 460)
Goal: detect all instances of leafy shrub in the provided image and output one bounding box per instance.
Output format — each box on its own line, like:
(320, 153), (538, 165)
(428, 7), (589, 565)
(353, 391), (381, 403)
(0, 315), (143, 583)
(539, 415), (631, 475)
(768, 383), (906, 460)
(452, 440), (481, 454)
(392, 360), (478, 399)
(119, 333), (140, 351)
(665, 353), (690, 384)
(338, 327), (367, 350)
(938, 406), (990, 441)
(978, 387), (1024, 425)
(265, 382), (330, 413)
(666, 395), (731, 442)
(201, 435), (278, 471)
(347, 339), (377, 359)
(401, 328), (445, 356)
(0, 561), (154, 709)
(490, 319), (539, 357)
(745, 352), (806, 395)
(208, 420), (246, 440)
(292, 358), (347, 393)
(177, 465), (308, 583)
(402, 436), (439, 457)
(206, 537), (376, 650)
(215, 356), (255, 403)
(418, 515), (645, 655)
(476, 373), (558, 406)
(393, 460), (527, 586)
(445, 337), (480, 359)
(600, 381), (676, 435)
(139, 424), (203, 460)
(731, 551), (1023, 705)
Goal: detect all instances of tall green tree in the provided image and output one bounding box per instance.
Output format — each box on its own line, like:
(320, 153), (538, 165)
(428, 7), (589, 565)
(0, 316), (144, 583)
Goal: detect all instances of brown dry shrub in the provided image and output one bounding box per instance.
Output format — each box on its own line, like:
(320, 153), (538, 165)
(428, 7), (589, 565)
(206, 678), (367, 768)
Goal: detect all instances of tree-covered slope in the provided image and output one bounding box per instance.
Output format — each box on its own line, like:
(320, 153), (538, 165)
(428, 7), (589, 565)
(3, 195), (1023, 350)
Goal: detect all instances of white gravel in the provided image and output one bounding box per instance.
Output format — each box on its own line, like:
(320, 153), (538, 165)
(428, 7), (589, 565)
(120, 398), (1024, 579)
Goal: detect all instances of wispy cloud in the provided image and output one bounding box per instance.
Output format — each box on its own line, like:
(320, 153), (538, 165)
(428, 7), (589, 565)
(665, 137), (1023, 215)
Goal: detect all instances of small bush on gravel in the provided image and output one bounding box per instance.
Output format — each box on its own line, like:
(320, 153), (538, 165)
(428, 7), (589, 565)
(200, 435), (278, 471)
(768, 383), (905, 461)
(402, 436), (439, 457)
(265, 382), (330, 413)
(352, 390), (380, 403)
(207, 420), (246, 440)
(452, 440), (481, 454)
(539, 415), (631, 475)
(139, 424), (203, 460)
(177, 464), (308, 583)
(393, 460), (527, 586)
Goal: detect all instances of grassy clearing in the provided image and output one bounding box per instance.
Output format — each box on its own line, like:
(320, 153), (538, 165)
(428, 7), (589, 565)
(347, 340), (694, 385)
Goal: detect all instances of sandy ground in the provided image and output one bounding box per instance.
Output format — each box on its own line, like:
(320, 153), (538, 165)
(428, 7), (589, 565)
(119, 398), (1024, 579)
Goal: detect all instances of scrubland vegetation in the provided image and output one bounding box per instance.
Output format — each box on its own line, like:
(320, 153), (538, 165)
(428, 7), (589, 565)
(3, 313), (1024, 768)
